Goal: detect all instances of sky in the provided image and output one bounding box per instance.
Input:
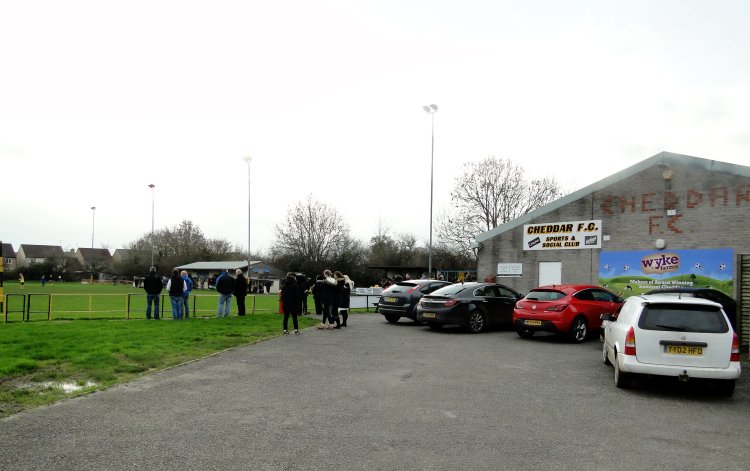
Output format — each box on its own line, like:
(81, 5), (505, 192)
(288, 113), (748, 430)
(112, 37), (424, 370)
(2, 0), (750, 256)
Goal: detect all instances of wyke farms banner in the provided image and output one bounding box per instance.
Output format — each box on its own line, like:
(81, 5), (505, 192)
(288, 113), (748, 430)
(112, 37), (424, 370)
(523, 220), (601, 251)
(599, 248), (734, 297)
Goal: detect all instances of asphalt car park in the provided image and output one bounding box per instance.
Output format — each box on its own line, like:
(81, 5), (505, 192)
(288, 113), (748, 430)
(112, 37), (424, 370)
(1, 314), (748, 470)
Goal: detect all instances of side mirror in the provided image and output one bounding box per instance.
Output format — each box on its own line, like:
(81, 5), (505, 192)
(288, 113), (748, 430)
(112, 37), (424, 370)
(600, 313), (615, 322)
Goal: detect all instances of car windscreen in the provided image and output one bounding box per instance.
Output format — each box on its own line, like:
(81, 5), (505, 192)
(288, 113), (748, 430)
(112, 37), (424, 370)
(524, 290), (565, 301)
(638, 303), (729, 333)
(382, 282), (419, 294)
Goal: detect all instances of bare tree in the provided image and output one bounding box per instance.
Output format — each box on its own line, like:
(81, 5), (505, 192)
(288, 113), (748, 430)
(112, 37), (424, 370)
(272, 195), (351, 265)
(438, 156), (563, 256)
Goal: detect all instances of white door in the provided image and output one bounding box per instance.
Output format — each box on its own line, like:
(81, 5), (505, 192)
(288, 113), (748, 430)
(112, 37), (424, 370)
(539, 262), (562, 286)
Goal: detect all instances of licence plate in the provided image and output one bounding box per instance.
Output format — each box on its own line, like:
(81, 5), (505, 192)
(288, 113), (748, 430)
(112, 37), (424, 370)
(524, 319), (542, 326)
(384, 297), (398, 303)
(421, 312), (436, 319)
(665, 345), (704, 355)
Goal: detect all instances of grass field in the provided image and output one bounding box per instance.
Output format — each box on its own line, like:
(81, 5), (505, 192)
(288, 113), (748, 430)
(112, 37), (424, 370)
(0, 281), (337, 418)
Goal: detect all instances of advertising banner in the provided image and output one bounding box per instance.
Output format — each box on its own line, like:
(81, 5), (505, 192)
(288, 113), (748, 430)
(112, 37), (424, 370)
(599, 248), (733, 297)
(523, 220), (601, 251)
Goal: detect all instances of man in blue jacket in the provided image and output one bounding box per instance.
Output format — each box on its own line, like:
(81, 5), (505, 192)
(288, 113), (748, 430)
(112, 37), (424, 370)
(181, 270), (193, 318)
(215, 269), (234, 318)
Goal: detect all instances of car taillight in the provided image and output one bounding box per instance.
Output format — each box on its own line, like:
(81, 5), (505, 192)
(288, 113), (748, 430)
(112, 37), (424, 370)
(406, 285), (420, 294)
(624, 327), (636, 356)
(544, 304), (568, 312)
(730, 333), (740, 362)
(443, 299), (459, 307)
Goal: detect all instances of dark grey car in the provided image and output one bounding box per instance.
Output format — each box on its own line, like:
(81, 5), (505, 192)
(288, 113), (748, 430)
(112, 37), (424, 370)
(378, 279), (452, 323)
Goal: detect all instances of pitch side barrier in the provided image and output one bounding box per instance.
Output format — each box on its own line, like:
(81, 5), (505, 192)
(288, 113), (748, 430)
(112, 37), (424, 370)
(2, 293), (264, 322)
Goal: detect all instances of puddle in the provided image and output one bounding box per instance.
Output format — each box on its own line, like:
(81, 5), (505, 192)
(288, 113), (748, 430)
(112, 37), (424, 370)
(18, 381), (98, 393)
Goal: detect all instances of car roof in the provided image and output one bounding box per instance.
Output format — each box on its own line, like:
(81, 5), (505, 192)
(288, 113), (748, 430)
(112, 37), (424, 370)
(629, 294), (723, 308)
(646, 287), (723, 295)
(530, 284), (602, 294)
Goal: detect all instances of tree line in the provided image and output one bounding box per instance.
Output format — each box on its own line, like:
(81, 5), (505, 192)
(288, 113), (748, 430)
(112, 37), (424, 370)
(6, 157), (560, 284)
(114, 157), (562, 286)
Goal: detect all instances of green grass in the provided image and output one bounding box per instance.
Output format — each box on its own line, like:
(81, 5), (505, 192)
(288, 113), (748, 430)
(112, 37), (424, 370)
(0, 281), (330, 417)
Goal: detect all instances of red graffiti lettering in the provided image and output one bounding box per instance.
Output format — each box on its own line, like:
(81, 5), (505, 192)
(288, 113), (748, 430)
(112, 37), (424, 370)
(736, 184), (750, 206)
(709, 187), (728, 207)
(663, 191), (679, 210)
(667, 215), (683, 234)
(641, 193), (656, 212)
(619, 196), (636, 214)
(687, 190), (703, 208)
(648, 215), (663, 235)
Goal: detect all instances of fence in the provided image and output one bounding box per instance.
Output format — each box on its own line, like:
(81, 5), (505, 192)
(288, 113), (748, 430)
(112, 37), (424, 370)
(2, 293), (266, 322)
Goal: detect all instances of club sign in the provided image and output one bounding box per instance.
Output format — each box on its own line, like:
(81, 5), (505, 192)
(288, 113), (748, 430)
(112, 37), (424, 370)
(523, 220), (602, 251)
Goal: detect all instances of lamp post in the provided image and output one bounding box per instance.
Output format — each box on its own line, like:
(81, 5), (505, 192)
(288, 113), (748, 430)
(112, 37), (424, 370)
(90, 206), (96, 283)
(243, 156), (252, 286)
(422, 104), (438, 278)
(148, 184), (155, 267)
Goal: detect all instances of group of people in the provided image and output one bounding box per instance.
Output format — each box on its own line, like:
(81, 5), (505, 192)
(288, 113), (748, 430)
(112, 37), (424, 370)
(142, 267), (249, 320)
(143, 267), (194, 320)
(278, 269), (354, 333)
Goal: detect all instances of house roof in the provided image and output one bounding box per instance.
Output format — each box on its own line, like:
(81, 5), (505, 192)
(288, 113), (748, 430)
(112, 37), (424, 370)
(1, 243), (15, 258)
(475, 151), (750, 243)
(18, 244), (65, 258)
(77, 248), (112, 260)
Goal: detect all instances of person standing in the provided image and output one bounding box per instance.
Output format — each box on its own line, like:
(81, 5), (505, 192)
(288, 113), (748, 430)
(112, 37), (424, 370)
(317, 269), (338, 330)
(215, 269), (234, 318)
(181, 270), (193, 318)
(339, 274), (354, 327)
(166, 269), (187, 320)
(234, 269), (248, 316)
(143, 266), (163, 320)
(280, 272), (301, 334)
(311, 274), (324, 315)
(19, 273), (25, 289)
(296, 273), (309, 315)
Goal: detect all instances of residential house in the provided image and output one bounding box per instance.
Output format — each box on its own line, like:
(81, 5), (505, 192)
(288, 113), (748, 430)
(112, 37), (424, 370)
(16, 244), (66, 268)
(75, 248), (113, 271)
(2, 243), (16, 272)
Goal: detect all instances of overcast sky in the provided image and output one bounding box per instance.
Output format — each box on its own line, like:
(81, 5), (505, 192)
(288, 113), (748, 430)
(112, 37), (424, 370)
(2, 0), (749, 256)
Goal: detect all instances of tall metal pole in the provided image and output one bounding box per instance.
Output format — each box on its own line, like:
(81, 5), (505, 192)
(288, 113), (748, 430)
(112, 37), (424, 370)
(90, 206), (96, 249)
(243, 156), (252, 282)
(90, 206), (96, 283)
(423, 104), (438, 278)
(148, 184), (155, 266)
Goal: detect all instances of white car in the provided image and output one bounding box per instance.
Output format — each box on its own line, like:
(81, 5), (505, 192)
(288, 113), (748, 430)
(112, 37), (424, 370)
(601, 294), (741, 396)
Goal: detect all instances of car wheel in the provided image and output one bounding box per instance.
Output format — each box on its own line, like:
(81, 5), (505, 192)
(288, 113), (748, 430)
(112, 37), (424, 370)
(614, 352), (631, 389)
(714, 379), (736, 397)
(516, 328), (534, 339)
(384, 314), (400, 324)
(602, 341), (611, 365)
(568, 316), (588, 343)
(466, 310), (487, 333)
(427, 323), (442, 331)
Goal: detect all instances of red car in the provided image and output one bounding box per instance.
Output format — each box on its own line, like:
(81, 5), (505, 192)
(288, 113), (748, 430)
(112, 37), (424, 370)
(513, 284), (623, 342)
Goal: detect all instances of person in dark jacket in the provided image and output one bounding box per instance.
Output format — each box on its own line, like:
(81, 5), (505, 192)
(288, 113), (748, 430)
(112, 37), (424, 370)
(296, 273), (309, 315)
(338, 274), (353, 327)
(166, 269), (187, 320)
(317, 269), (339, 329)
(234, 269), (248, 316)
(311, 274), (324, 315)
(280, 272), (301, 334)
(143, 266), (163, 320)
(215, 269), (234, 318)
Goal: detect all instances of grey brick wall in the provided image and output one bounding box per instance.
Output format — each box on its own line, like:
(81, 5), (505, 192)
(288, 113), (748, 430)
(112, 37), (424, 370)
(479, 160), (750, 297)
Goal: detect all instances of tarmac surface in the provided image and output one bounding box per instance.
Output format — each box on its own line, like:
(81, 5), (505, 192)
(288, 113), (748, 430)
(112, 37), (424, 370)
(1, 312), (749, 470)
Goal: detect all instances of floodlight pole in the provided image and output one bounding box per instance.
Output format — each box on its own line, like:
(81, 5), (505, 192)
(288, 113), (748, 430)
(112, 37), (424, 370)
(90, 206), (96, 283)
(148, 184), (155, 267)
(422, 104), (438, 278)
(243, 156), (252, 289)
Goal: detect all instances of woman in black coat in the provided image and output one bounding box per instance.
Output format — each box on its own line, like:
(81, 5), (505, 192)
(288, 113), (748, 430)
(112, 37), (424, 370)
(280, 272), (301, 334)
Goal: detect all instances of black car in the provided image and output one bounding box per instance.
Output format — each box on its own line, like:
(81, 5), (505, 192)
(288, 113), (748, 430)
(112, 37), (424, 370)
(644, 287), (737, 329)
(416, 282), (524, 333)
(378, 279), (452, 323)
